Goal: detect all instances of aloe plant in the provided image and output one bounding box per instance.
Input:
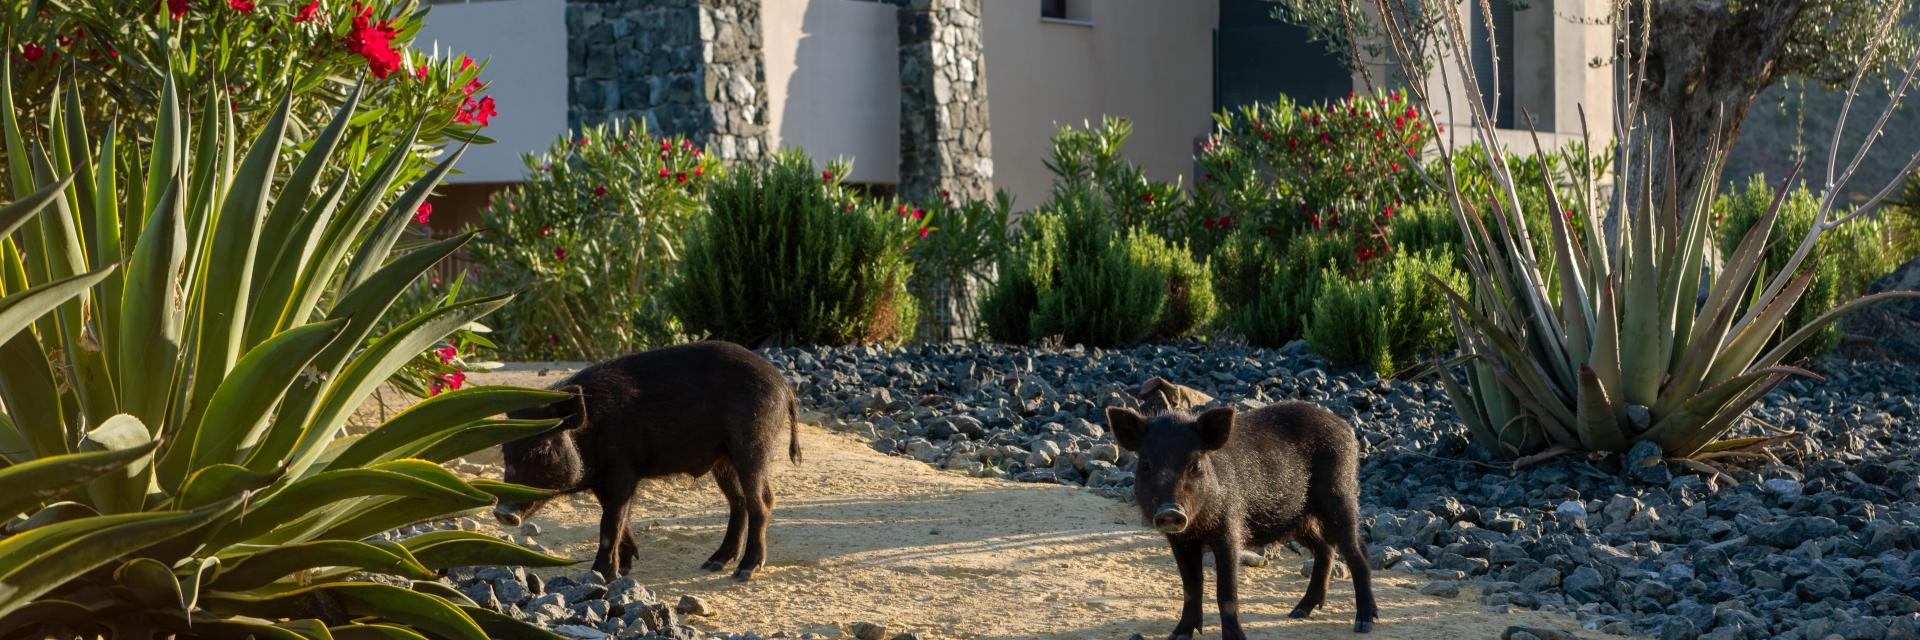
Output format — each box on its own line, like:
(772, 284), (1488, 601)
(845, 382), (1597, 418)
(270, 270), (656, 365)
(0, 57), (571, 637)
(1368, 2), (1920, 461)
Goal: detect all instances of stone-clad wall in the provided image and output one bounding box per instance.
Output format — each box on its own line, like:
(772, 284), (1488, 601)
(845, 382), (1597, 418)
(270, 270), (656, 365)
(894, 0), (993, 204)
(566, 0), (769, 161)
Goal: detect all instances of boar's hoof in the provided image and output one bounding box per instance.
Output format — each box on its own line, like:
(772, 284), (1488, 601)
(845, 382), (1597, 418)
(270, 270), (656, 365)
(701, 559), (727, 572)
(1288, 608), (1312, 619)
(1353, 620), (1374, 633)
(732, 568), (755, 581)
(1165, 633), (1193, 640)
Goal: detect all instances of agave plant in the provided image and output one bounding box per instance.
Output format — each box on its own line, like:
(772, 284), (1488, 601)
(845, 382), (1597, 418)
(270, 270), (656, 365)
(1373, 3), (1920, 461)
(0, 56), (573, 637)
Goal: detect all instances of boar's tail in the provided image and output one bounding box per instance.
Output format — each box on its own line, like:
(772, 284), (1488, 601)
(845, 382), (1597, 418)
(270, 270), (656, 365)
(787, 399), (803, 465)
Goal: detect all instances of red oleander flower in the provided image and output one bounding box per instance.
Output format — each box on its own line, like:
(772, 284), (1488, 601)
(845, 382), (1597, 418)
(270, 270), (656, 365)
(897, 204), (908, 215)
(413, 202), (432, 224)
(681, 139), (693, 151)
(343, 7), (402, 78)
(463, 78), (484, 95)
(466, 96), (496, 126)
(538, 225), (553, 237)
(441, 371), (465, 390)
(435, 345), (457, 363)
(553, 247), (568, 261)
(658, 168), (669, 179)
(594, 185), (608, 197)
(160, 0), (190, 19)
(20, 44), (45, 64)
(458, 55), (473, 71)
(230, 0), (254, 12)
(692, 167), (703, 177)
(1390, 162), (1401, 172)
(549, 333), (561, 344)
(676, 173), (688, 183)
(575, 136), (589, 146)
(917, 227), (929, 238)
(293, 0), (319, 22)
(1141, 193), (1154, 203)
(1395, 116), (1407, 129)
(1405, 107), (1418, 119)
(659, 139), (671, 152)
(414, 65), (428, 80)
(823, 171), (834, 182)
(1202, 218), (1216, 229)
(912, 209), (925, 220)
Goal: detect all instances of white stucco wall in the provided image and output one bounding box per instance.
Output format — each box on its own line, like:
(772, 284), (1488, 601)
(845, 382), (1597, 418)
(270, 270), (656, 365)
(981, 1), (1220, 210)
(416, 0), (569, 184)
(763, 0), (902, 184)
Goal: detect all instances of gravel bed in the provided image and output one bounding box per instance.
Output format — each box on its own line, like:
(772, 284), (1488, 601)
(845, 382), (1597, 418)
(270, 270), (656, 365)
(756, 340), (1920, 640)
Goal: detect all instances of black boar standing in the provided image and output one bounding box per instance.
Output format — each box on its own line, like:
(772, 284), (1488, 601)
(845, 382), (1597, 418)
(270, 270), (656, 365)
(1107, 402), (1377, 638)
(492, 341), (801, 581)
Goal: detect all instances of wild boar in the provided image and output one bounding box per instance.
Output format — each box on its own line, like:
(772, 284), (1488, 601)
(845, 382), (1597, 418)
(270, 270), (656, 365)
(491, 341), (801, 581)
(1107, 402), (1377, 638)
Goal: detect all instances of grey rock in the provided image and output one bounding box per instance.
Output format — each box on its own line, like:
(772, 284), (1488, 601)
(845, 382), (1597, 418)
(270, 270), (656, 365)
(675, 594), (714, 617)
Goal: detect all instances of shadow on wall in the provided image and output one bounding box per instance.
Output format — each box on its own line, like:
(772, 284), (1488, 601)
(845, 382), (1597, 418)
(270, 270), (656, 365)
(772, 0), (901, 185)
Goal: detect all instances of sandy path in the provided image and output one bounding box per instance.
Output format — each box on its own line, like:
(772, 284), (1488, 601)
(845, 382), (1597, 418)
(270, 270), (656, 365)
(436, 367), (1606, 640)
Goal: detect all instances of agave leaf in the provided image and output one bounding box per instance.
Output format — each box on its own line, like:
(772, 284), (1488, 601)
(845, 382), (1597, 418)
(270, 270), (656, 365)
(186, 618), (326, 640)
(1701, 267), (1817, 387)
(176, 463), (286, 510)
(329, 624), (429, 640)
(342, 145), (467, 292)
(79, 414), (157, 515)
(159, 318), (347, 491)
(0, 439), (160, 520)
(1642, 366), (1816, 454)
(0, 497), (243, 617)
(397, 530), (575, 570)
(410, 580), (478, 607)
(200, 582), (489, 640)
(1660, 176), (1792, 413)
(1573, 365), (1629, 452)
(465, 479), (564, 506)
(250, 178), (351, 341)
(118, 179), (187, 430)
(0, 599), (117, 638)
(211, 540), (437, 591)
(113, 557), (186, 613)
(184, 93), (293, 442)
(1, 54), (33, 197)
(410, 419), (563, 464)
(0, 264), (116, 348)
(211, 460), (494, 546)
(277, 294), (513, 478)
(279, 123), (420, 333)
(250, 85), (362, 347)
(0, 333), (67, 457)
(91, 123), (124, 361)
(460, 605), (565, 640)
(0, 174), (72, 240)
(1752, 290), (1920, 371)
(324, 386), (569, 471)
(181, 556), (220, 615)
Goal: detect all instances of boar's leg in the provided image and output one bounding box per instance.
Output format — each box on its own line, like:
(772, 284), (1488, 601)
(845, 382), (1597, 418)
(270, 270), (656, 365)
(591, 476), (638, 579)
(703, 463), (750, 572)
(1166, 538), (1206, 640)
(731, 460), (775, 581)
(1209, 537), (1248, 640)
(1289, 518), (1333, 619)
(620, 532), (638, 570)
(1318, 497), (1378, 633)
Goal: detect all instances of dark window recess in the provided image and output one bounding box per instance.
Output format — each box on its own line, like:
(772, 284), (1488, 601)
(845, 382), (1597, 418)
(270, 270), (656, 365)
(1041, 0), (1067, 20)
(1214, 0), (1350, 112)
(1470, 0), (1517, 129)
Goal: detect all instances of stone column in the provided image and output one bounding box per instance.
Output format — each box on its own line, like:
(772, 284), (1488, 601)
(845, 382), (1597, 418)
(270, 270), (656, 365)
(566, 0), (769, 162)
(894, 0), (993, 204)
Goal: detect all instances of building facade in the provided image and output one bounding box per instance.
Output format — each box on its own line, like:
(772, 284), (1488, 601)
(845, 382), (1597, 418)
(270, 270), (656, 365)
(419, 0), (1612, 218)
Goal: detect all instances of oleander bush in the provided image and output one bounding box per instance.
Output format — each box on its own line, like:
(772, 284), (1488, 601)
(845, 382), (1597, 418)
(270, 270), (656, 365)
(665, 151), (919, 346)
(468, 122), (718, 360)
(906, 190), (1012, 341)
(0, 61), (567, 637)
(980, 121), (1214, 347)
(8, 0), (497, 188)
(1714, 175), (1898, 360)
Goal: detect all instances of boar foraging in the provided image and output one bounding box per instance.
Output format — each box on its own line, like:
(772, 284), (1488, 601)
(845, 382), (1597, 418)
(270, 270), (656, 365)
(1108, 402), (1378, 638)
(493, 341), (802, 581)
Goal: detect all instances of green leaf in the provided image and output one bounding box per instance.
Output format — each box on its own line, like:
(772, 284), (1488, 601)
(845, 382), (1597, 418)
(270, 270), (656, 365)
(250, 86), (362, 346)
(176, 463), (286, 510)
(0, 264), (116, 349)
(118, 179), (187, 430)
(211, 540), (437, 591)
(0, 174), (71, 240)
(397, 530), (575, 570)
(201, 583), (489, 640)
(159, 318), (346, 491)
(460, 605), (564, 640)
(213, 460), (493, 546)
(80, 414), (157, 515)
(0, 439), (160, 521)
(325, 386), (568, 471)
(329, 624), (429, 640)
(342, 145), (467, 292)
(113, 557), (186, 613)
(410, 419), (563, 464)
(0, 497), (243, 618)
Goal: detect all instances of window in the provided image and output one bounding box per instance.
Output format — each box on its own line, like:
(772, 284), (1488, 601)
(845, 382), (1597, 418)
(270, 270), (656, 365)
(1041, 0), (1091, 25)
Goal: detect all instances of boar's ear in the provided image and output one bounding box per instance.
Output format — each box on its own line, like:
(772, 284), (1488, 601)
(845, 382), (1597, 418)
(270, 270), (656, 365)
(1196, 407), (1235, 451)
(1105, 406), (1146, 451)
(559, 385), (590, 432)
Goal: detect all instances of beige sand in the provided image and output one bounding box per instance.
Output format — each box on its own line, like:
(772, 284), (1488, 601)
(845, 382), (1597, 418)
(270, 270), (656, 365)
(419, 367), (1609, 640)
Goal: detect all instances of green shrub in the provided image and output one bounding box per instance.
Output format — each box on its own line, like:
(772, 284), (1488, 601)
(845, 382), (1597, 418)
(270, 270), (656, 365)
(979, 122), (1214, 347)
(1305, 250), (1463, 376)
(468, 122), (717, 360)
(0, 64), (564, 636)
(1714, 175), (1897, 360)
(665, 151), (918, 345)
(1213, 230), (1352, 346)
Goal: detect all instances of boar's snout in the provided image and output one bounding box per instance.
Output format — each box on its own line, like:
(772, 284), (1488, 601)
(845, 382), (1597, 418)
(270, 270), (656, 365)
(1152, 502), (1190, 534)
(492, 505), (526, 527)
